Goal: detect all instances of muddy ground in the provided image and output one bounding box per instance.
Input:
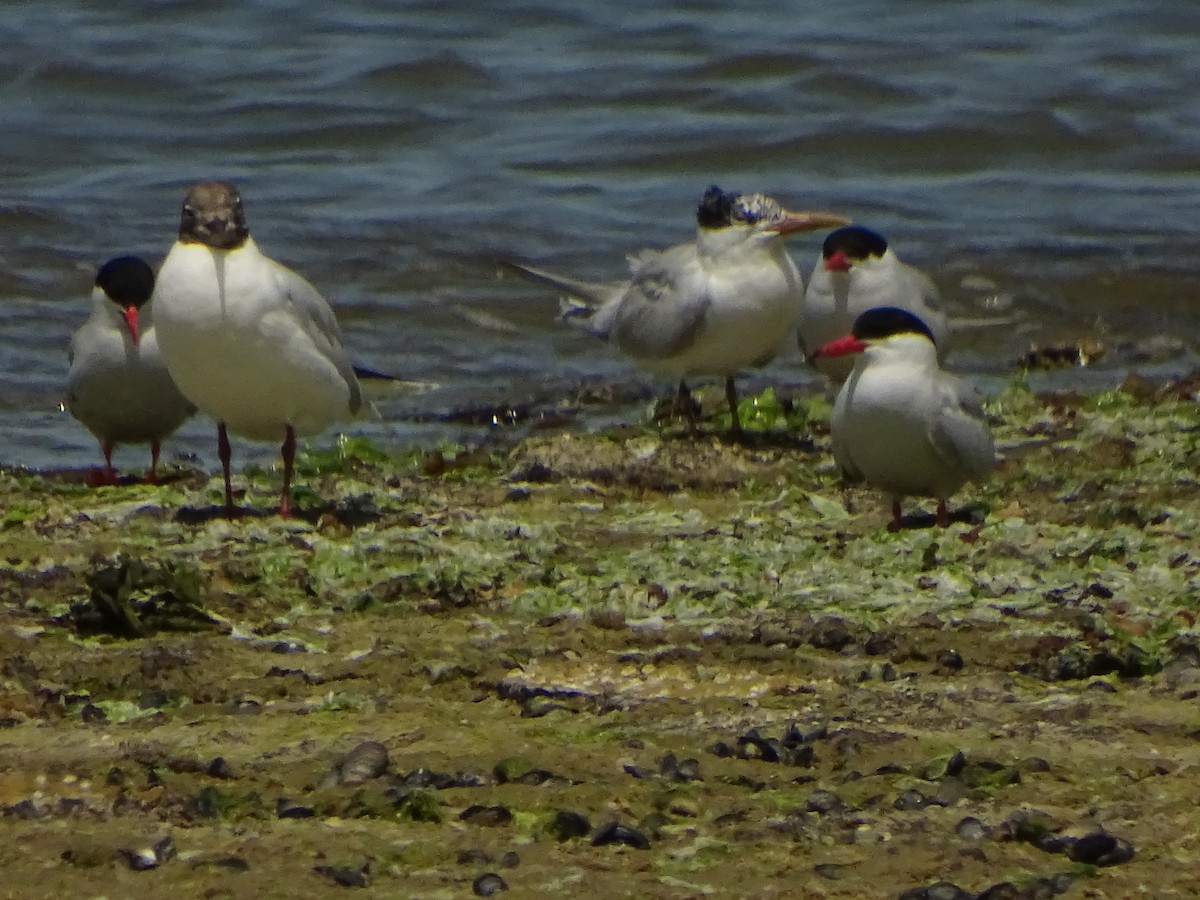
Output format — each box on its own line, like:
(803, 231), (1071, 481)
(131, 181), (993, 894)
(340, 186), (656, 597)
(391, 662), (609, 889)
(0, 375), (1197, 899)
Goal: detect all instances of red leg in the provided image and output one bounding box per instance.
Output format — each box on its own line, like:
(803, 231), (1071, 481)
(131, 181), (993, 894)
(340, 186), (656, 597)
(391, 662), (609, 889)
(279, 425), (296, 518)
(936, 500), (950, 527)
(888, 499), (903, 532)
(148, 440), (161, 485)
(218, 422), (235, 516)
(89, 442), (119, 487)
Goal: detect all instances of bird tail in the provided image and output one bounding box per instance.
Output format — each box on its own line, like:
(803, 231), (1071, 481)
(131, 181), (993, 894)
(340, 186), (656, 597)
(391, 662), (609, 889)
(503, 261), (615, 336)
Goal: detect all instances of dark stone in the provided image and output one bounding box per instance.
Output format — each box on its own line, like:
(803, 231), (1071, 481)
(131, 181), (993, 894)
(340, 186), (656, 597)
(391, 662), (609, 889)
(805, 790), (843, 815)
(313, 862), (370, 888)
(548, 810), (591, 841)
(337, 741), (388, 785)
(459, 805), (513, 827)
(659, 752), (702, 782)
(709, 741), (733, 758)
(813, 862), (844, 880)
(206, 757), (233, 779)
(1067, 830), (1135, 866)
(499, 851), (519, 868)
(591, 821), (650, 850)
(894, 789), (935, 811)
(275, 798), (315, 819)
(923, 882), (973, 900)
(955, 816), (987, 841)
(473, 873), (508, 896)
(937, 649), (964, 671)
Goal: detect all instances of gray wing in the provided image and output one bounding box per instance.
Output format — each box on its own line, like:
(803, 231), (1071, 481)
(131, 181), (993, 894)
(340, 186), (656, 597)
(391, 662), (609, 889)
(829, 383), (865, 482)
(273, 261), (363, 414)
(607, 243), (710, 360)
(928, 376), (994, 477)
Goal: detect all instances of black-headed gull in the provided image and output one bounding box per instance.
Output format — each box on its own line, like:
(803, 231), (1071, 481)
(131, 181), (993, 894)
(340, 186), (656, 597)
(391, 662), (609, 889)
(151, 181), (363, 517)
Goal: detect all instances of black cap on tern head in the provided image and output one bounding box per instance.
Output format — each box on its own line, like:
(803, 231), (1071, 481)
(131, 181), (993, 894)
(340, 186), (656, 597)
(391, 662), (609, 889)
(822, 225), (888, 260)
(95, 256), (155, 309)
(696, 185), (739, 229)
(852, 306), (935, 343)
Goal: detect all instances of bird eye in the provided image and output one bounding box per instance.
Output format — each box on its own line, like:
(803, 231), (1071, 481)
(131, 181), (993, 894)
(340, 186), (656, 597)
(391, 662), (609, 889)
(182, 205), (196, 219)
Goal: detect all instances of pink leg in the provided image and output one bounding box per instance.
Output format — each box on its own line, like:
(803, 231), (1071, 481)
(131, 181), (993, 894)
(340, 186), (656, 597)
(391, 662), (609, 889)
(279, 426), (296, 518)
(936, 500), (950, 527)
(148, 440), (161, 485)
(90, 442), (119, 487)
(888, 499), (903, 532)
(218, 422), (235, 516)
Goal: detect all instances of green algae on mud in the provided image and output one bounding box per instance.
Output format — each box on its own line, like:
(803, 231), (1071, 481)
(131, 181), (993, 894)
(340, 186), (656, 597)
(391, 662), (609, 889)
(0, 375), (1197, 898)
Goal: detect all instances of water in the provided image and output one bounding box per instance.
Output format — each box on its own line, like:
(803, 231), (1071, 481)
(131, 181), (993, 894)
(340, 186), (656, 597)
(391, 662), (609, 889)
(4, 1), (1199, 471)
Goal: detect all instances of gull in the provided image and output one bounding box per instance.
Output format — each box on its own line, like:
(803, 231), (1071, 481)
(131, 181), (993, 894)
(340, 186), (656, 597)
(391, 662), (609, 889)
(800, 225), (949, 384)
(66, 255), (195, 484)
(813, 306), (994, 529)
(151, 180), (363, 517)
(511, 185), (848, 434)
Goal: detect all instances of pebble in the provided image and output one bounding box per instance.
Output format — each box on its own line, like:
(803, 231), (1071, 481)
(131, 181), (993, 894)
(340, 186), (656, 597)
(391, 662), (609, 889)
(206, 757), (233, 779)
(1067, 830), (1135, 866)
(813, 862), (844, 880)
(337, 740), (389, 785)
(549, 810), (591, 841)
(659, 752), (702, 782)
(955, 816), (987, 841)
(591, 821), (650, 850)
(459, 804), (514, 827)
(313, 862), (370, 888)
(805, 790), (843, 815)
(457, 849), (493, 865)
(473, 873), (508, 896)
(120, 836), (175, 872)
(275, 798), (315, 819)
(937, 649), (964, 671)
(499, 851), (520, 868)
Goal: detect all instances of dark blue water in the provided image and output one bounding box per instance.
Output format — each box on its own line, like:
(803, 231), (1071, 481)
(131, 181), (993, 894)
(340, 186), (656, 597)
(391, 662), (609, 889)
(3, 1), (1198, 469)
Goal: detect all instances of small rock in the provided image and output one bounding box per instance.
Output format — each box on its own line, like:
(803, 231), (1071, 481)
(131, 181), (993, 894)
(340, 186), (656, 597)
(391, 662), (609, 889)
(499, 851), (519, 868)
(894, 789), (936, 811)
(937, 649), (964, 671)
(955, 816), (987, 841)
(337, 741), (389, 785)
(459, 805), (513, 827)
(313, 862), (370, 888)
(1067, 830), (1135, 866)
(473, 873), (508, 896)
(805, 790), (843, 815)
(591, 821), (650, 850)
(924, 882), (974, 900)
(659, 753), (702, 782)
(206, 757), (233, 779)
(119, 835), (175, 872)
(548, 810), (591, 841)
(276, 798), (315, 819)
(974, 883), (1022, 900)
(813, 862), (844, 880)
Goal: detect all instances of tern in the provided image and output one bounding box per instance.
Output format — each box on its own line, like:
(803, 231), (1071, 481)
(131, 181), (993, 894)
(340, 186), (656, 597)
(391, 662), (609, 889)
(66, 256), (196, 484)
(800, 226), (949, 384)
(813, 306), (994, 529)
(151, 180), (364, 518)
(511, 186), (848, 434)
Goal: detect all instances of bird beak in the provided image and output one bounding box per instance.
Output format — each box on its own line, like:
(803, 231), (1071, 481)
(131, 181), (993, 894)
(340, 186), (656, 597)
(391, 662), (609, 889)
(811, 334), (866, 360)
(768, 211), (851, 236)
(122, 305), (140, 347)
(824, 249), (852, 272)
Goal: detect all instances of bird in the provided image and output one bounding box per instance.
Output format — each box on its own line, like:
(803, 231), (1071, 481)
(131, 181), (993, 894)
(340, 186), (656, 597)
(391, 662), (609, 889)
(812, 306), (994, 530)
(151, 180), (364, 518)
(800, 225), (949, 384)
(66, 255), (196, 485)
(510, 185), (849, 434)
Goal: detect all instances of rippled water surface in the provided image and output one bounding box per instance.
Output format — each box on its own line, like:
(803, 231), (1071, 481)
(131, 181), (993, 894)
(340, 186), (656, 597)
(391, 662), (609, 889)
(3, 1), (1199, 469)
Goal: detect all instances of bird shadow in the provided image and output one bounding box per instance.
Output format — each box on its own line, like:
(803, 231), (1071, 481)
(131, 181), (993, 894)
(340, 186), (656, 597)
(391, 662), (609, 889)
(890, 504), (988, 531)
(174, 494), (384, 528)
